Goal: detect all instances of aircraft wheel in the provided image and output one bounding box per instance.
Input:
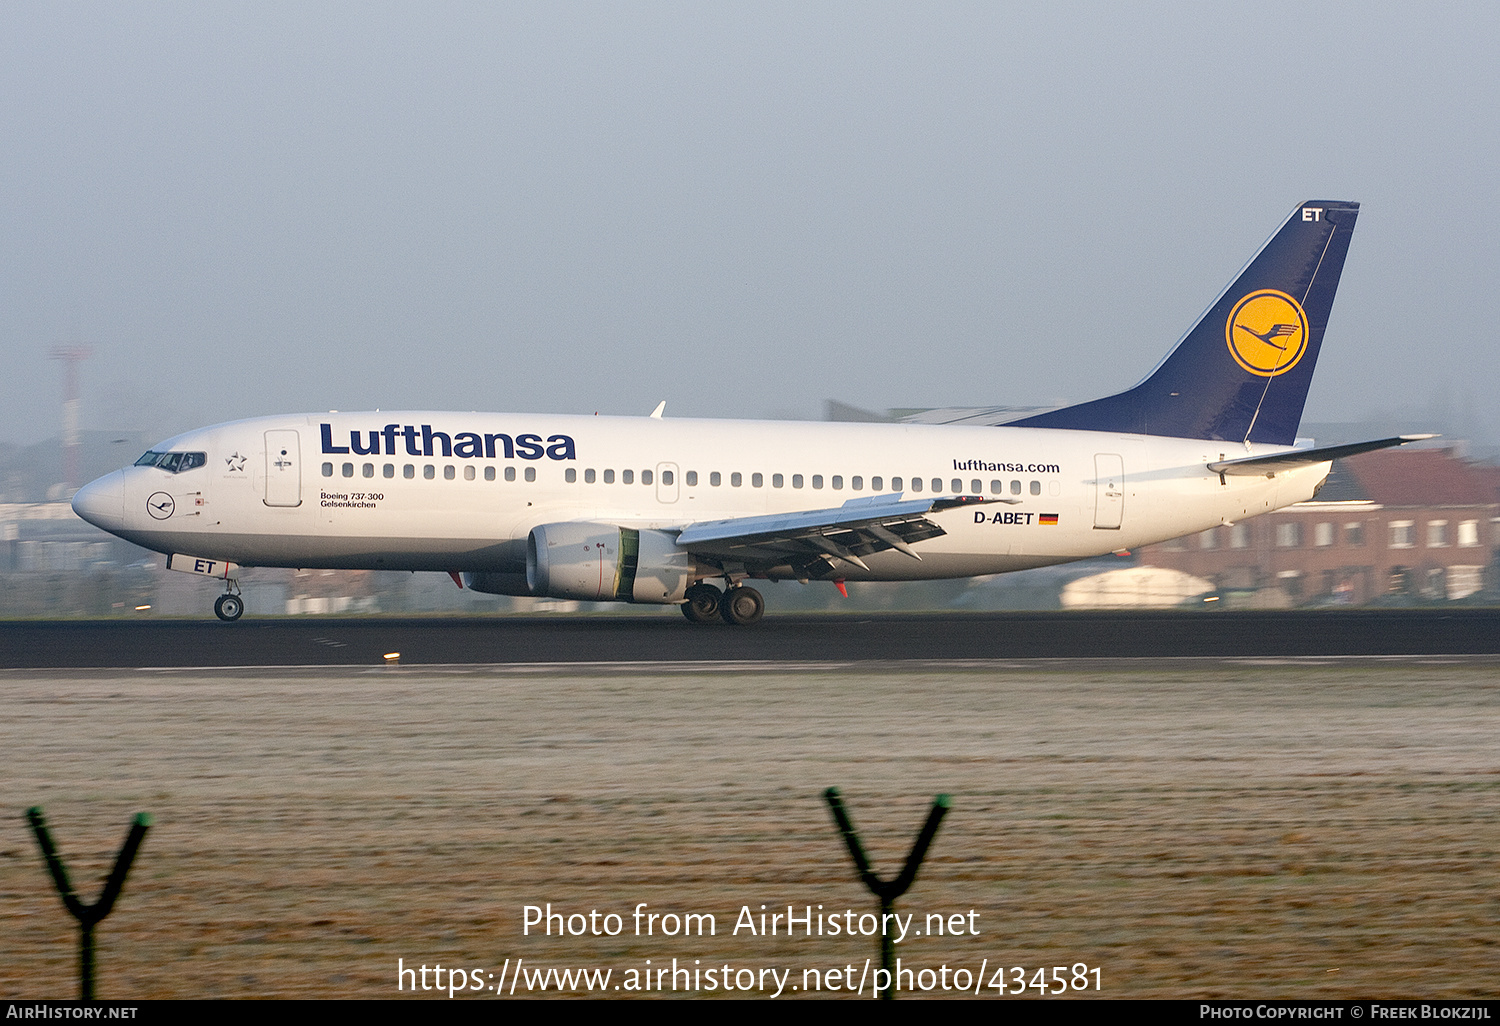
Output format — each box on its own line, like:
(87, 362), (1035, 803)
(681, 583), (722, 624)
(719, 585), (764, 626)
(214, 594), (244, 622)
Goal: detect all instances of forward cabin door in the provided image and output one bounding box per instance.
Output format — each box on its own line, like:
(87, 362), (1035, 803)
(264, 430), (302, 507)
(1093, 453), (1123, 529)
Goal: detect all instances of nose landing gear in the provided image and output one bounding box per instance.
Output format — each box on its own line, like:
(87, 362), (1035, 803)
(213, 586), (244, 622)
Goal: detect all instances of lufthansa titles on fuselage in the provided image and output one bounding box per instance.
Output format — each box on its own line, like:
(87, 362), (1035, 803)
(320, 423), (576, 461)
(952, 459), (1061, 474)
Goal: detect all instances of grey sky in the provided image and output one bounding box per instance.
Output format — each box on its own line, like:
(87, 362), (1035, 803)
(3, 2), (1496, 447)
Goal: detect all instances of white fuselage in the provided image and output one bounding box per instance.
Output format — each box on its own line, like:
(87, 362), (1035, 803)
(76, 411), (1329, 583)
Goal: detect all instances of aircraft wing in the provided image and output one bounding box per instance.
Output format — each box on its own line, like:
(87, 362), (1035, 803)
(1206, 435), (1437, 476)
(675, 493), (998, 574)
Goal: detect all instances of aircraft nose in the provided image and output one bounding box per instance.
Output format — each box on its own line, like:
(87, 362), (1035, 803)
(72, 470), (126, 532)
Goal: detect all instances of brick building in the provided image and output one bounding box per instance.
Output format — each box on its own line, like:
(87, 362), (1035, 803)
(1138, 447), (1499, 606)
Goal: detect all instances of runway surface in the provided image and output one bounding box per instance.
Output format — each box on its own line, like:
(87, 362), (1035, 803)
(2, 608), (1499, 667)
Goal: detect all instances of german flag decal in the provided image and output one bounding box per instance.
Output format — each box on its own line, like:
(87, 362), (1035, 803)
(1039, 513), (1059, 525)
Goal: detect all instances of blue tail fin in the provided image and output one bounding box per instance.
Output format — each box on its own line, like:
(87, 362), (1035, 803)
(1011, 201), (1359, 445)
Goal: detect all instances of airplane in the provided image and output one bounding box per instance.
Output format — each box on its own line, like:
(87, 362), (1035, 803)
(71, 199), (1428, 625)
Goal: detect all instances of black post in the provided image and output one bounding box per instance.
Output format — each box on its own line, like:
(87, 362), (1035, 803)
(823, 787), (950, 1000)
(26, 806), (151, 1000)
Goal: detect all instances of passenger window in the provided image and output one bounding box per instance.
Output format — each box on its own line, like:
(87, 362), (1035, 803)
(710, 471), (721, 486)
(910, 477), (921, 492)
(485, 467), (495, 481)
(424, 465), (435, 480)
(342, 463), (354, 478)
(363, 464), (375, 478)
(685, 471), (696, 486)
(932, 478), (943, 492)
(951, 478), (961, 493)
(872, 476), (883, 491)
(585, 469), (596, 483)
(731, 472), (742, 487)
(321, 463), (333, 477)
(384, 464), (395, 479)
(444, 466), (455, 480)
(623, 469), (634, 485)
(404, 464), (415, 479)
(1031, 480), (1041, 495)
(464, 466), (475, 481)
(971, 479), (981, 493)
(642, 469), (653, 485)
(524, 467), (536, 482)
(772, 474), (784, 488)
(891, 477), (901, 491)
(1011, 479), (1021, 495)
(505, 467), (517, 482)
(852, 476), (862, 490)
(604, 469), (614, 484)
(792, 474), (804, 488)
(752, 473), (763, 488)
(991, 480), (1002, 493)
(812, 475), (823, 489)
(565, 468), (576, 483)
(662, 470), (673, 486)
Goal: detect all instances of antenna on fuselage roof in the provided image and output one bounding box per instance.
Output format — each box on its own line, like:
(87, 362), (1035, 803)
(649, 401), (666, 419)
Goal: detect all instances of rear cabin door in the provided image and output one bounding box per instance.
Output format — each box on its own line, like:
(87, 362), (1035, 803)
(1093, 453), (1123, 529)
(264, 430), (302, 507)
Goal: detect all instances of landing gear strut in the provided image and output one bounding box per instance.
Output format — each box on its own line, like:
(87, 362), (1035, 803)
(681, 583), (722, 623)
(719, 585), (764, 626)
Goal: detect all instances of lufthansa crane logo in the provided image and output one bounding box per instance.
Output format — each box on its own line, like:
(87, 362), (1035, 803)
(1225, 289), (1309, 377)
(146, 492), (176, 520)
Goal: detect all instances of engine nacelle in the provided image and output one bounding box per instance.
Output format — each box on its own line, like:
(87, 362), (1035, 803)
(464, 571), (531, 597)
(526, 523), (690, 604)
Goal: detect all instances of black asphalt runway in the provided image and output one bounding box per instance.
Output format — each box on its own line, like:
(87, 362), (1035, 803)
(2, 609), (1499, 668)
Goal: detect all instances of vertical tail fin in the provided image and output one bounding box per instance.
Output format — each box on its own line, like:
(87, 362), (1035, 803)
(1011, 201), (1359, 445)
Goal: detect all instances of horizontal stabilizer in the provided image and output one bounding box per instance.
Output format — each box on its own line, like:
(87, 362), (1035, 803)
(1206, 435), (1437, 476)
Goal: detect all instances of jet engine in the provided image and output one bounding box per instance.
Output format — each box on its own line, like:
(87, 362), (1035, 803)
(463, 571), (531, 597)
(525, 522), (691, 603)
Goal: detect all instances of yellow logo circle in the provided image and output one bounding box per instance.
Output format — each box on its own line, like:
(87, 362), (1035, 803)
(1225, 290), (1309, 376)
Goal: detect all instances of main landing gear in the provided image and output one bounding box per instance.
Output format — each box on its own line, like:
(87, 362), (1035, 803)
(681, 583), (764, 626)
(681, 583), (722, 623)
(719, 585), (764, 625)
(213, 582), (244, 622)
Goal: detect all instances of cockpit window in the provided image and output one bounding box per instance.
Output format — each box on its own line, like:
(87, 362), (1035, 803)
(134, 451), (207, 473)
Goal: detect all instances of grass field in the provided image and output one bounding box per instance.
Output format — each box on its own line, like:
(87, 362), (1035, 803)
(2, 659), (1496, 999)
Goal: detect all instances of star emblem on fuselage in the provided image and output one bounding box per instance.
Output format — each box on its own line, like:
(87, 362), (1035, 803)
(225, 452), (247, 472)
